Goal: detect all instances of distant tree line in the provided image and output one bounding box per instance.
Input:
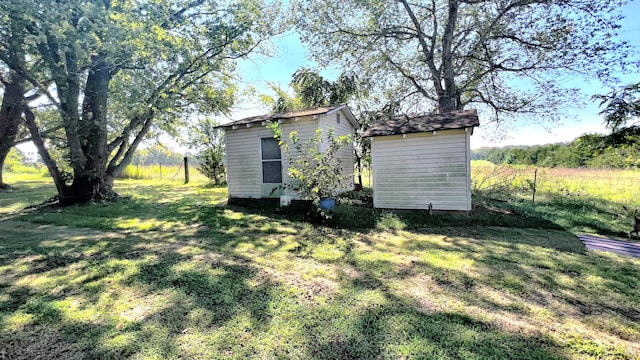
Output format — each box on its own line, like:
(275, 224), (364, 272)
(473, 133), (640, 169)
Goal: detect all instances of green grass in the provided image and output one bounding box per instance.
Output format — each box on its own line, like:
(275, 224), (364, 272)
(1, 172), (639, 359)
(119, 164), (212, 183)
(0, 173), (57, 213)
(471, 162), (640, 238)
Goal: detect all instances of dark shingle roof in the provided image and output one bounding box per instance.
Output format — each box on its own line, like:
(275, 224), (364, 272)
(217, 104), (358, 129)
(362, 109), (479, 137)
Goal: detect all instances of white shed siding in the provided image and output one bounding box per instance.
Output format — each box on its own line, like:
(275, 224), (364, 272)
(318, 109), (356, 191)
(371, 129), (472, 211)
(225, 126), (270, 198)
(224, 117), (320, 199)
(279, 117), (320, 197)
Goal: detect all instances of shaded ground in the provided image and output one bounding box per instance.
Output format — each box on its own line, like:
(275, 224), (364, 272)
(0, 177), (639, 359)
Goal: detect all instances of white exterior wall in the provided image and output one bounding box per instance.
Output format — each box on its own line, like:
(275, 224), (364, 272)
(279, 118), (321, 198)
(225, 117), (327, 199)
(225, 125), (270, 198)
(318, 109), (357, 193)
(371, 129), (472, 211)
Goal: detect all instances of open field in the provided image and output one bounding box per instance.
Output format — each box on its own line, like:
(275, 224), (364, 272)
(119, 164), (211, 183)
(472, 161), (640, 237)
(1, 170), (639, 359)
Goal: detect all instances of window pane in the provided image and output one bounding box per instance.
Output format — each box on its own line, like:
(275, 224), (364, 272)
(261, 138), (281, 160)
(262, 161), (282, 183)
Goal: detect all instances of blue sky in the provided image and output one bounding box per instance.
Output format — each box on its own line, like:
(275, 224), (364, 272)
(233, 0), (640, 149)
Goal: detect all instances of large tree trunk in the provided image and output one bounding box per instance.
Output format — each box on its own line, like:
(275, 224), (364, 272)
(0, 70), (26, 188)
(59, 55), (114, 206)
(59, 175), (114, 206)
(0, 11), (27, 188)
(439, 0), (461, 112)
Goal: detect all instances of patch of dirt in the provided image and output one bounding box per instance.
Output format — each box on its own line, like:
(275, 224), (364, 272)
(484, 204), (514, 215)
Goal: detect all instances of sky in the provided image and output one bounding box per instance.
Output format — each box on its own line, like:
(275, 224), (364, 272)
(231, 0), (640, 150)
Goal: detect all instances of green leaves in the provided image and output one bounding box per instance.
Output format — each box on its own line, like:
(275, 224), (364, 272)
(1, 0), (285, 202)
(594, 82), (640, 132)
(264, 68), (361, 113)
(293, 0), (632, 125)
(271, 124), (352, 201)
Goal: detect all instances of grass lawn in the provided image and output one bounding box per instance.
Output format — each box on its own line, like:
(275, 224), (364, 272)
(1, 173), (639, 359)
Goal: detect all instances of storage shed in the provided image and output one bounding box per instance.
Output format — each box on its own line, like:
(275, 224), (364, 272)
(363, 109), (480, 211)
(217, 104), (358, 200)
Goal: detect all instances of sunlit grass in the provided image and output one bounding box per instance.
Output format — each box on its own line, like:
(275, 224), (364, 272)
(471, 161), (640, 205)
(1, 172), (639, 359)
(0, 173), (56, 213)
(119, 164), (211, 183)
(471, 161), (640, 236)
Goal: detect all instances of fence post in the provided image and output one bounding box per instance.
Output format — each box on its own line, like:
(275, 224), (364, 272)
(532, 168), (538, 204)
(184, 156), (189, 184)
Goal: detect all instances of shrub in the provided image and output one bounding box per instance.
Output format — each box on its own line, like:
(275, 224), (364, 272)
(270, 123), (352, 202)
(338, 188), (373, 207)
(197, 148), (226, 185)
(375, 212), (406, 231)
(330, 205), (376, 228)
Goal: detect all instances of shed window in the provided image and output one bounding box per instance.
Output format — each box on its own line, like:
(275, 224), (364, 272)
(261, 138), (281, 160)
(261, 137), (282, 184)
(336, 113), (341, 124)
(262, 161), (282, 183)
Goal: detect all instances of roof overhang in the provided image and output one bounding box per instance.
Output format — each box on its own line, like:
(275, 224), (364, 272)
(324, 104), (360, 129)
(362, 109), (480, 138)
(216, 104), (360, 130)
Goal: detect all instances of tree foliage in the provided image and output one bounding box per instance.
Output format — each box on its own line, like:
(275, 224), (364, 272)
(198, 148), (226, 185)
(186, 118), (226, 185)
(473, 132), (640, 169)
(264, 68), (359, 113)
(0, 9), (30, 187)
(270, 123), (352, 201)
(294, 0), (632, 125)
(0, 0), (282, 204)
(131, 143), (184, 167)
(595, 82), (640, 131)
(593, 82), (640, 147)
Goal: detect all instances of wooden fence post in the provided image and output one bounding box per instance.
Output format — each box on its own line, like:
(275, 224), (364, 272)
(184, 156), (189, 184)
(532, 168), (538, 204)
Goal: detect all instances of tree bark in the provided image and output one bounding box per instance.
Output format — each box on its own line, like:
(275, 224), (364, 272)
(0, 71), (25, 187)
(59, 54), (114, 205)
(0, 12), (27, 188)
(355, 155), (363, 186)
(23, 107), (67, 195)
(439, 0), (461, 112)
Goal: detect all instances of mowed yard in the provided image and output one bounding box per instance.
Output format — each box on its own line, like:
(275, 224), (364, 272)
(1, 170), (639, 359)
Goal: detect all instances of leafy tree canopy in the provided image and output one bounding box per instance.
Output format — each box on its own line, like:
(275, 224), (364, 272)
(593, 82), (640, 146)
(0, 0), (283, 204)
(184, 117), (226, 184)
(293, 0), (633, 127)
(262, 67), (359, 113)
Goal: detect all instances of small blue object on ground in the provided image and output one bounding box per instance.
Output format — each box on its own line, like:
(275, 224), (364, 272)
(319, 198), (336, 211)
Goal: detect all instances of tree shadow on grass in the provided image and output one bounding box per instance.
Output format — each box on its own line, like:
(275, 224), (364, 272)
(2, 182), (638, 358)
(0, 221), (281, 359)
(304, 260), (568, 360)
(501, 194), (634, 238)
(306, 306), (565, 360)
(350, 228), (640, 334)
(127, 251), (275, 330)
